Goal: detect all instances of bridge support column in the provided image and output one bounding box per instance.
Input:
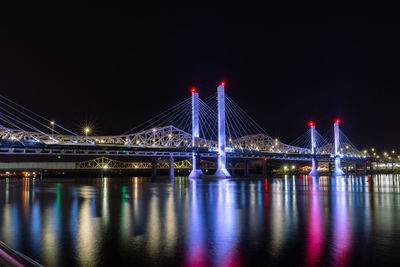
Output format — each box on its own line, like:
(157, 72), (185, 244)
(262, 159), (267, 177)
(169, 156), (174, 177)
(152, 158), (157, 177)
(355, 163), (358, 176)
(309, 122), (320, 176)
(244, 159), (249, 177)
(215, 83), (230, 177)
(364, 161), (367, 175)
(189, 153), (203, 178)
(189, 88), (204, 178)
(333, 120), (345, 176)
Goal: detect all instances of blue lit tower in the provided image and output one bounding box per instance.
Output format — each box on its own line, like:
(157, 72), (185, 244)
(309, 121), (320, 176)
(189, 88), (204, 178)
(333, 119), (345, 176)
(215, 82), (231, 177)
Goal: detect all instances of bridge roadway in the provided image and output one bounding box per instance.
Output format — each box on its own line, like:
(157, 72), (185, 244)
(0, 141), (368, 163)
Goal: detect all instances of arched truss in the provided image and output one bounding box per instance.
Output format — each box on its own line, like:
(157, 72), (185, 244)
(0, 127), (51, 142)
(318, 143), (365, 156)
(0, 125), (217, 149)
(1, 125), (360, 157)
(77, 157), (249, 170)
(77, 157), (193, 169)
(231, 134), (312, 154)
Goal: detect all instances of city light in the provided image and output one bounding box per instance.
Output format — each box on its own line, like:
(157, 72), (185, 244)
(84, 127), (90, 138)
(50, 121), (55, 139)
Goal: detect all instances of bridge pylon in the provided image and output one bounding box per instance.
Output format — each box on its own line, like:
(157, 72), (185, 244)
(189, 88), (204, 178)
(333, 119), (345, 176)
(215, 82), (231, 177)
(309, 122), (320, 176)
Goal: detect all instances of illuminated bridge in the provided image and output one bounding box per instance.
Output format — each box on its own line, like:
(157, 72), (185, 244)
(0, 84), (368, 177)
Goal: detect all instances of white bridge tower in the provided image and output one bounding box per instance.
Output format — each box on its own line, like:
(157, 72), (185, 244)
(333, 119), (345, 176)
(309, 121), (320, 176)
(215, 82), (231, 177)
(189, 87), (204, 178)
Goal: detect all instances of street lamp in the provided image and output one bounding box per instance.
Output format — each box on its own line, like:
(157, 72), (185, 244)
(50, 121), (55, 139)
(84, 127), (90, 138)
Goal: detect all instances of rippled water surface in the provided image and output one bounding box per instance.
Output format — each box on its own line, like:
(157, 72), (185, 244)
(1, 175), (400, 266)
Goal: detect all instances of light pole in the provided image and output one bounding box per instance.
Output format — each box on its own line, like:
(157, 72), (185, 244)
(50, 121), (55, 139)
(84, 127), (90, 138)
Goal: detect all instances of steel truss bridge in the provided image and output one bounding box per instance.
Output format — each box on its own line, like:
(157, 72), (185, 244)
(76, 156), (251, 170)
(0, 84), (368, 176)
(0, 126), (362, 159)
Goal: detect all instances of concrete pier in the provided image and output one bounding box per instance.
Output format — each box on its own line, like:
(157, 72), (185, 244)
(169, 156), (174, 177)
(152, 158), (157, 177)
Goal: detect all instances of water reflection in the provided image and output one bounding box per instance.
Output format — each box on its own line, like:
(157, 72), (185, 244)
(1, 175), (400, 266)
(305, 176), (324, 267)
(331, 176), (351, 266)
(185, 179), (206, 266)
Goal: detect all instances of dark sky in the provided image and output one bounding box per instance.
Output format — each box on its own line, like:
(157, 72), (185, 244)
(0, 4), (399, 150)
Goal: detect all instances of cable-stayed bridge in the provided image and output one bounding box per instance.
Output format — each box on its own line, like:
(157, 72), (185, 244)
(0, 83), (368, 177)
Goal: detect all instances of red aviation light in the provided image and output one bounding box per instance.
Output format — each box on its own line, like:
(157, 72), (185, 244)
(264, 158), (267, 161)
(309, 121), (314, 127)
(191, 87), (197, 93)
(220, 81), (225, 86)
(335, 119), (341, 124)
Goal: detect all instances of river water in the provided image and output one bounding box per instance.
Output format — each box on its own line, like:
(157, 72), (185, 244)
(1, 175), (400, 266)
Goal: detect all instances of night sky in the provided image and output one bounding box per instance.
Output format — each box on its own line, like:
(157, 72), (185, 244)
(0, 4), (399, 150)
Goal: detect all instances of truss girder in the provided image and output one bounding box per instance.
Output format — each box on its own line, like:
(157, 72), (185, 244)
(318, 143), (364, 155)
(0, 126), (217, 149)
(231, 134), (312, 154)
(76, 157), (251, 170)
(0, 126), (362, 157)
(77, 157), (193, 169)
